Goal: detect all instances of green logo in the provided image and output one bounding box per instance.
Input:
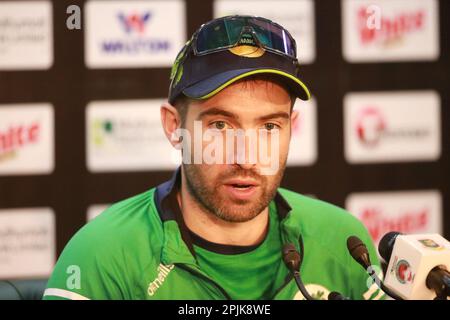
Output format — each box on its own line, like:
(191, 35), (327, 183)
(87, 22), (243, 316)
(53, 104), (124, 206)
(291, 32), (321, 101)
(92, 119), (114, 146)
(170, 40), (191, 86)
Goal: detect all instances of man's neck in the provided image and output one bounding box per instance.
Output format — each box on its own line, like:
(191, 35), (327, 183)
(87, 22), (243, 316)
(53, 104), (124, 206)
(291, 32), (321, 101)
(178, 175), (269, 247)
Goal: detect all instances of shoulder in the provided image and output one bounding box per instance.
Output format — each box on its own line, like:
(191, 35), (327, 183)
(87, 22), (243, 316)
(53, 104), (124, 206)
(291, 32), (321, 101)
(78, 188), (161, 246)
(277, 188), (383, 300)
(277, 188), (370, 245)
(45, 188), (163, 299)
(55, 188), (163, 272)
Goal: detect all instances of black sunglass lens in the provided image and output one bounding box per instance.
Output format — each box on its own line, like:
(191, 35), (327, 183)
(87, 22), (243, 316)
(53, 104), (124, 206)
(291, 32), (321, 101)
(197, 18), (245, 53)
(249, 18), (296, 56)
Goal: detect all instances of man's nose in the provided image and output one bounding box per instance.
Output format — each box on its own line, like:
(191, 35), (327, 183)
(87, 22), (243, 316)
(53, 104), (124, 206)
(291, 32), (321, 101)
(236, 162), (256, 171)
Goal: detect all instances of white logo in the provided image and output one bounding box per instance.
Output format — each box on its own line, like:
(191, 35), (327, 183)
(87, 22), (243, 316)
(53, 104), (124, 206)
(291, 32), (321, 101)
(0, 1), (53, 70)
(287, 97), (317, 166)
(0, 104), (54, 175)
(342, 0), (439, 62)
(85, 0), (186, 68)
(86, 99), (180, 172)
(344, 91), (441, 164)
(346, 190), (443, 247)
(0, 208), (55, 279)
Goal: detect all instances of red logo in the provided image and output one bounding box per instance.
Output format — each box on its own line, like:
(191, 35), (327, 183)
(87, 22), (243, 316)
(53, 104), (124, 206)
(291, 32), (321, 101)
(0, 123), (40, 158)
(359, 207), (429, 244)
(118, 12), (151, 34)
(356, 107), (386, 147)
(395, 259), (414, 284)
(357, 7), (425, 46)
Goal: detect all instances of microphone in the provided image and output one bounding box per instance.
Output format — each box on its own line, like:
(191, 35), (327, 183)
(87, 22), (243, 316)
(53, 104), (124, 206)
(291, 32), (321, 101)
(379, 232), (450, 300)
(282, 243), (315, 300)
(282, 242), (350, 300)
(378, 231), (400, 263)
(328, 291), (350, 300)
(347, 236), (404, 300)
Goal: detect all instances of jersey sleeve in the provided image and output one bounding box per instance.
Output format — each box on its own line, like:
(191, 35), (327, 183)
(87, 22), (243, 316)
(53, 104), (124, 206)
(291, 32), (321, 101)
(43, 219), (131, 300)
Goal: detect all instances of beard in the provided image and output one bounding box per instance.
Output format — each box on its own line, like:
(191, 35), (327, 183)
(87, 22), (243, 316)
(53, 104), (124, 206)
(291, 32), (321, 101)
(183, 162), (286, 223)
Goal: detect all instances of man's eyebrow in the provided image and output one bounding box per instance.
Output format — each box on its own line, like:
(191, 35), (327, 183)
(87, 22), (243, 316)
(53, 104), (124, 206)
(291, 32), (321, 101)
(196, 107), (238, 120)
(257, 112), (290, 121)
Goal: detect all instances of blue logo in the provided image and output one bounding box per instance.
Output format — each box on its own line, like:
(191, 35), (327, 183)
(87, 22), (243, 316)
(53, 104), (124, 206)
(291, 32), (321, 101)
(100, 11), (171, 55)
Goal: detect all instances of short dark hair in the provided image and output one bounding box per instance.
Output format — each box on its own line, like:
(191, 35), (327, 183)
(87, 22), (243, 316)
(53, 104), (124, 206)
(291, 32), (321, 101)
(173, 75), (297, 127)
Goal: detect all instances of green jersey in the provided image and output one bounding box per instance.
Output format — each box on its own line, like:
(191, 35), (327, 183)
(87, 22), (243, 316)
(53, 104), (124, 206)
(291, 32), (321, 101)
(43, 169), (384, 300)
(193, 201), (283, 300)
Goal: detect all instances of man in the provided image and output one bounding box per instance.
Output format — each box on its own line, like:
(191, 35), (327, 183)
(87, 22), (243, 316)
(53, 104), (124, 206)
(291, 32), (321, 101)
(44, 15), (383, 300)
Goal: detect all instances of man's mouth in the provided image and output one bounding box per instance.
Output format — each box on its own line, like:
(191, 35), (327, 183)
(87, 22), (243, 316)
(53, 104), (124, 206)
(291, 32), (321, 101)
(222, 179), (260, 200)
(224, 179), (259, 188)
(231, 184), (252, 189)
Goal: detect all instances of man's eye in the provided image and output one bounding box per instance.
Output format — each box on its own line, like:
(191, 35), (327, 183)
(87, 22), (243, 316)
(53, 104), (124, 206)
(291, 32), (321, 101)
(212, 121), (227, 130)
(264, 123), (279, 131)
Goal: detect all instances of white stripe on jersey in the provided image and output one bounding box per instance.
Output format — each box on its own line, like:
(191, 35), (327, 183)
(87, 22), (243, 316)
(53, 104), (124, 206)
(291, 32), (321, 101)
(43, 288), (90, 300)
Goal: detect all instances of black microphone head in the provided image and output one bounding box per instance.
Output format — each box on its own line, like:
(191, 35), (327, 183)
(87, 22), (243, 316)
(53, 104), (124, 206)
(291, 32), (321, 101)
(282, 243), (301, 271)
(346, 236), (371, 269)
(378, 231), (402, 263)
(328, 291), (348, 300)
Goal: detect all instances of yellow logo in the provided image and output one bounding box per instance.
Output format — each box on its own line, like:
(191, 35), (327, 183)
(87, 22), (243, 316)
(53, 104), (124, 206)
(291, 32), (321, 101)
(229, 45), (265, 58)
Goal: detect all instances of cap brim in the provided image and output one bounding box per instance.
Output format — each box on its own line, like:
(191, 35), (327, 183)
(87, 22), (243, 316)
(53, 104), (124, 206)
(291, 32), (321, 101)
(182, 68), (311, 101)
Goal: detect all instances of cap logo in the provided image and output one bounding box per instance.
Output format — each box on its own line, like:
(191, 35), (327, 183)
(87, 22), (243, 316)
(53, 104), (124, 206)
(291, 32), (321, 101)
(229, 45), (265, 58)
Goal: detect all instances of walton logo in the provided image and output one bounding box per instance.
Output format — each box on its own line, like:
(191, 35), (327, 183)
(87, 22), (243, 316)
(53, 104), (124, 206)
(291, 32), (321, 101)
(101, 11), (170, 54)
(117, 12), (152, 34)
(359, 207), (428, 244)
(357, 7), (426, 47)
(147, 264), (174, 296)
(356, 107), (386, 147)
(0, 122), (40, 161)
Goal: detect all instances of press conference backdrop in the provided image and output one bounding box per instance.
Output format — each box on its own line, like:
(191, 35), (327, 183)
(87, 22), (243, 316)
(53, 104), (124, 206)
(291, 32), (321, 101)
(0, 0), (448, 280)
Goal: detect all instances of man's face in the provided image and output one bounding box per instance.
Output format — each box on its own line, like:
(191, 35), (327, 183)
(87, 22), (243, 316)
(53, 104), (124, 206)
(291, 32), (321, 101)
(180, 79), (296, 223)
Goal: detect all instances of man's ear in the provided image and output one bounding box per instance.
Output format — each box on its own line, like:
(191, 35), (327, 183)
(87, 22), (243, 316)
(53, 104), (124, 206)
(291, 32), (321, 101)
(160, 102), (182, 148)
(290, 109), (299, 135)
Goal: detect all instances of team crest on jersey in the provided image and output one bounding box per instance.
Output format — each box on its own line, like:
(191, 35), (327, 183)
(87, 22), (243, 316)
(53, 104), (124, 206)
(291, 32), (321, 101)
(293, 284), (330, 300)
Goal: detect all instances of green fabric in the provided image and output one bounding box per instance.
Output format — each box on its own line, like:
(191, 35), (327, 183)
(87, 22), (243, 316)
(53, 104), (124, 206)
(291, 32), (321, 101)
(43, 187), (384, 300)
(194, 202), (282, 300)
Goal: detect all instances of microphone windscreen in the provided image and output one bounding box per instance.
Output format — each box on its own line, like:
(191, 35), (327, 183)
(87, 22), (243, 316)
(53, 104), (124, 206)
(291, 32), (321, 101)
(378, 231), (402, 262)
(347, 236), (371, 268)
(328, 291), (346, 300)
(282, 243), (301, 271)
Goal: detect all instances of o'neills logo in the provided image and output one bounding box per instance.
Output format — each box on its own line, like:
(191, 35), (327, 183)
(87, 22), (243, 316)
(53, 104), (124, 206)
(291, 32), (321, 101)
(0, 122), (40, 161)
(359, 207), (428, 244)
(356, 107), (430, 147)
(357, 6), (426, 46)
(147, 264), (174, 296)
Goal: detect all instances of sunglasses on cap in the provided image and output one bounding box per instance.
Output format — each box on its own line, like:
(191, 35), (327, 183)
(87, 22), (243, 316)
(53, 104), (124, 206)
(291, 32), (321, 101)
(170, 15), (299, 88)
(191, 15), (298, 60)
